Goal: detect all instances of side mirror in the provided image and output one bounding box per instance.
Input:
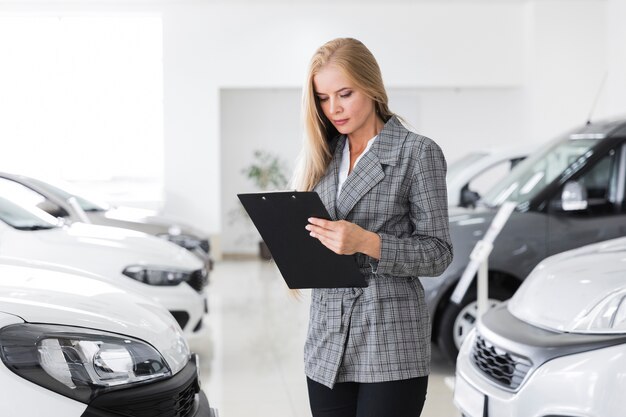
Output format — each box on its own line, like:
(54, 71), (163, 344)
(561, 181), (588, 211)
(460, 185), (481, 208)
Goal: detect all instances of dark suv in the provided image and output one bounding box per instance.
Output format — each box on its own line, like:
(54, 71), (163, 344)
(424, 118), (626, 363)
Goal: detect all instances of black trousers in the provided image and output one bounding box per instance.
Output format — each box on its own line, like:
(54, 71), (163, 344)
(307, 376), (428, 417)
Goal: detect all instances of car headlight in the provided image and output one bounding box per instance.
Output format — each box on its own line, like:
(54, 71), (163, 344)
(574, 289), (626, 332)
(0, 324), (172, 403)
(122, 265), (193, 286)
(157, 232), (208, 252)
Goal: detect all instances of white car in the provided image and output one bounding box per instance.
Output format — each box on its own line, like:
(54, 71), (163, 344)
(0, 257), (217, 416)
(454, 237), (626, 417)
(447, 146), (532, 207)
(0, 171), (212, 267)
(0, 194), (208, 338)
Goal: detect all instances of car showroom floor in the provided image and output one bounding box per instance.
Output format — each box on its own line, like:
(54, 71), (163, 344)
(188, 258), (461, 417)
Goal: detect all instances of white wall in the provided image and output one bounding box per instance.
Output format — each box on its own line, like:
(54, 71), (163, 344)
(220, 88), (301, 254)
(606, 0), (626, 117)
(161, 1), (527, 256)
(2, 0), (622, 257)
(522, 0), (608, 142)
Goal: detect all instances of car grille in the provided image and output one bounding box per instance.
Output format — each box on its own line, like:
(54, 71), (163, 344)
(170, 311), (190, 330)
(471, 334), (532, 390)
(193, 318), (203, 333)
(199, 239), (210, 254)
(103, 382), (196, 417)
(187, 269), (208, 292)
(84, 358), (200, 417)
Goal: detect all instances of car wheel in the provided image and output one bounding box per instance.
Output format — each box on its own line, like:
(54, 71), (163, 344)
(437, 286), (512, 364)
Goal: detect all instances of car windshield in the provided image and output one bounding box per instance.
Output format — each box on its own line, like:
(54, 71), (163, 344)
(446, 152), (488, 181)
(481, 136), (601, 207)
(0, 196), (58, 230)
(26, 177), (109, 212)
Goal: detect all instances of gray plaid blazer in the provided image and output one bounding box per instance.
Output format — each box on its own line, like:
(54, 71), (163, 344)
(304, 116), (453, 389)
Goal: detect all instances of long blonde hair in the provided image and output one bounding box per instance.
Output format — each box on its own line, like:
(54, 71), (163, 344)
(291, 38), (394, 191)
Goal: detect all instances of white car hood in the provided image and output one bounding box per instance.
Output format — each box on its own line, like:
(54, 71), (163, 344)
(18, 222), (203, 270)
(0, 259), (189, 374)
(509, 237), (626, 333)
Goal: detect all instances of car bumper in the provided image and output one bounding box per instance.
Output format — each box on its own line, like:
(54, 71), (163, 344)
(132, 282), (207, 337)
(82, 358), (215, 417)
(455, 330), (626, 417)
(0, 347), (217, 417)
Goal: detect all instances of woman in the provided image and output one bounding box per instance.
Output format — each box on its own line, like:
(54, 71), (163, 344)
(293, 38), (453, 417)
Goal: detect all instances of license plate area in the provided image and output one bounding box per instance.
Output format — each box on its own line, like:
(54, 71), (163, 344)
(453, 375), (486, 417)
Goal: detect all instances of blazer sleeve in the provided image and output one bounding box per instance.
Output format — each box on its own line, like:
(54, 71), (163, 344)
(372, 140), (453, 277)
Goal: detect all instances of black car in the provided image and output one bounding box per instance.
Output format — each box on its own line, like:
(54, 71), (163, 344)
(422, 118), (626, 362)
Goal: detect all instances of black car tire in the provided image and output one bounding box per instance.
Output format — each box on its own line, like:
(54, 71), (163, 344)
(437, 285), (513, 364)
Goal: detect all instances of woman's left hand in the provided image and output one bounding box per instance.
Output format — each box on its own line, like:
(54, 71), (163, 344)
(306, 218), (380, 259)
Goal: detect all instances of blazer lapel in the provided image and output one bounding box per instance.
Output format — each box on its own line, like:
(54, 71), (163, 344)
(335, 151), (384, 219)
(335, 116), (407, 220)
(315, 137), (345, 220)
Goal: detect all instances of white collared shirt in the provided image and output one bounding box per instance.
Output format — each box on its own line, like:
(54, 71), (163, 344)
(337, 135), (378, 198)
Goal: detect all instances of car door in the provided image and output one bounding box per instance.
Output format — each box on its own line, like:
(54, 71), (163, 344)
(546, 143), (626, 256)
(491, 209), (549, 280)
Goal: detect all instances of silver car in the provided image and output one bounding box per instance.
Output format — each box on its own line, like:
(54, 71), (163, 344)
(446, 145), (530, 207)
(0, 172), (213, 269)
(455, 237), (626, 417)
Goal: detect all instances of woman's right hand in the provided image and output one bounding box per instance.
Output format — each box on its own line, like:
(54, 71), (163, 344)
(306, 217), (380, 259)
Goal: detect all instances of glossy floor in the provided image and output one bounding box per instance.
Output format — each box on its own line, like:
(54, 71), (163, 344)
(189, 259), (461, 417)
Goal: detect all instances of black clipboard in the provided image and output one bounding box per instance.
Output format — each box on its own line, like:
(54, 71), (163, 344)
(237, 191), (366, 289)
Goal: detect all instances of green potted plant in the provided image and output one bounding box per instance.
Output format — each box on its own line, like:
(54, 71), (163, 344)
(242, 150), (289, 192)
(236, 150), (289, 259)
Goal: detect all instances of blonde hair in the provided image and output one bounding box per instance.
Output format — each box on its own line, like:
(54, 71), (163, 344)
(291, 38), (394, 191)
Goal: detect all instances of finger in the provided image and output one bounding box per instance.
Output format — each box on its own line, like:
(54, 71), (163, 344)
(307, 227), (340, 246)
(306, 224), (336, 238)
(308, 228), (336, 242)
(316, 235), (341, 254)
(308, 217), (332, 229)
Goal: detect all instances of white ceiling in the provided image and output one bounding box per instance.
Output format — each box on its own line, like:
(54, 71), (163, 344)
(0, 0), (533, 4)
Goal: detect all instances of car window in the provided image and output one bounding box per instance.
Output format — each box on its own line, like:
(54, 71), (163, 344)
(553, 147), (622, 216)
(0, 196), (59, 230)
(467, 160), (516, 199)
(482, 137), (600, 206)
(0, 178), (69, 218)
(447, 152), (488, 181)
(26, 177), (109, 212)
(580, 151), (615, 204)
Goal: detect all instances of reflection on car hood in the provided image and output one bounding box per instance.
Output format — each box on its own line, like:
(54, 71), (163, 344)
(509, 237), (626, 333)
(0, 258), (190, 374)
(0, 224), (204, 299)
(102, 207), (206, 236)
(59, 223), (203, 269)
